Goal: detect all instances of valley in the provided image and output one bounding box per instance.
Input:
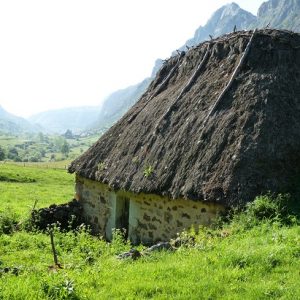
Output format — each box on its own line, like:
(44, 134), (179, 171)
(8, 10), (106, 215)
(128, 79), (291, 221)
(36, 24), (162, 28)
(0, 131), (98, 164)
(1, 0), (300, 299)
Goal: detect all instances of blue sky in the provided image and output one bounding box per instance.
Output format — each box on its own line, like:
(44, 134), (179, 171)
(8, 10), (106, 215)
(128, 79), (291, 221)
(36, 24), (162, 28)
(0, 0), (264, 117)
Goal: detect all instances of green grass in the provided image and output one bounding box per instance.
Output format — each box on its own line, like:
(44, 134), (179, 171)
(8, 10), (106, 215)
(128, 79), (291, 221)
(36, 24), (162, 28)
(1, 224), (300, 299)
(0, 163), (74, 218)
(0, 132), (99, 164)
(0, 163), (300, 299)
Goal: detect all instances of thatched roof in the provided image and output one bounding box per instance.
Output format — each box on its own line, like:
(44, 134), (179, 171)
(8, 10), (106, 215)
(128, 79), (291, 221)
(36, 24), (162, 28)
(69, 29), (300, 207)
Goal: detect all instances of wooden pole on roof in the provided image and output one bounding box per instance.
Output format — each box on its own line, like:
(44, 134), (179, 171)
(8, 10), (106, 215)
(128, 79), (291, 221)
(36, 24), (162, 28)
(199, 29), (258, 140)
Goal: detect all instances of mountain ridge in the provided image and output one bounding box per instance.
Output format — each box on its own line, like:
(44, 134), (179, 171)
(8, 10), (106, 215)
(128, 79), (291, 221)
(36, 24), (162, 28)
(0, 105), (42, 135)
(4, 0), (300, 135)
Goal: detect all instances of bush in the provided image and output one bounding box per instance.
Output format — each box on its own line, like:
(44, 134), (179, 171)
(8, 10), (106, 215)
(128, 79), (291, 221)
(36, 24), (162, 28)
(41, 277), (79, 300)
(246, 194), (286, 220)
(0, 210), (19, 234)
(7, 147), (19, 161)
(229, 193), (295, 230)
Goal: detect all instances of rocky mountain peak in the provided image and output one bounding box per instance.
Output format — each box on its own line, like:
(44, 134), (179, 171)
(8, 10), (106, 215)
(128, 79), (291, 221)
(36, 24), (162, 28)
(219, 2), (242, 18)
(180, 3), (255, 50)
(257, 0), (300, 29)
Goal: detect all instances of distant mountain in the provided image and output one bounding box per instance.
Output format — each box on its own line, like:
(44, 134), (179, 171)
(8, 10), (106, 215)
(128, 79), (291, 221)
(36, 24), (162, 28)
(91, 78), (151, 131)
(91, 3), (255, 132)
(179, 3), (256, 51)
(0, 106), (41, 135)
(24, 0), (300, 135)
(181, 0), (300, 51)
(28, 106), (101, 134)
(28, 77), (151, 134)
(256, 0), (300, 31)
(96, 0), (300, 133)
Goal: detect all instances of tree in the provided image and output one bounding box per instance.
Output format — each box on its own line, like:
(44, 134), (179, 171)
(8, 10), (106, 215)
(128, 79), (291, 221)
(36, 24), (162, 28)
(63, 129), (73, 139)
(54, 136), (65, 151)
(0, 146), (5, 161)
(7, 147), (20, 161)
(61, 141), (70, 157)
(38, 132), (45, 142)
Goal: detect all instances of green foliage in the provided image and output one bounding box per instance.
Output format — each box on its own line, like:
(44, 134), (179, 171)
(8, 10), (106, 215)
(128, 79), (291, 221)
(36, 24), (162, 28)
(110, 229), (131, 254)
(7, 147), (21, 161)
(0, 146), (5, 160)
(61, 140), (70, 157)
(1, 220), (300, 299)
(0, 131), (100, 163)
(143, 164), (154, 177)
(0, 209), (19, 234)
(38, 132), (45, 143)
(245, 193), (290, 220)
(41, 277), (78, 299)
(229, 193), (295, 231)
(63, 130), (74, 139)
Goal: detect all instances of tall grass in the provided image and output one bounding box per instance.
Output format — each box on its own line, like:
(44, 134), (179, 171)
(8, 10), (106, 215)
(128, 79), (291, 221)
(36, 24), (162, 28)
(1, 217), (300, 299)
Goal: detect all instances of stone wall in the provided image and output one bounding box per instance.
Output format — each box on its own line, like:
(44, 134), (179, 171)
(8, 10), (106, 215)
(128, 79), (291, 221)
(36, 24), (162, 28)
(75, 175), (224, 243)
(127, 193), (223, 244)
(75, 175), (112, 236)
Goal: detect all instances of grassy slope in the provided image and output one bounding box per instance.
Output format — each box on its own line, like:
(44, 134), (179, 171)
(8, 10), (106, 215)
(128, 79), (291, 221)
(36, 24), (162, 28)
(0, 163), (74, 217)
(0, 225), (300, 299)
(0, 133), (99, 163)
(0, 164), (299, 299)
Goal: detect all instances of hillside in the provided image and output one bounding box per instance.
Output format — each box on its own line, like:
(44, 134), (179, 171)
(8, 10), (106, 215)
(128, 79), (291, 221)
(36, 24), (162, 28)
(0, 106), (41, 135)
(91, 78), (151, 130)
(257, 0), (300, 30)
(28, 106), (101, 134)
(15, 0), (300, 135)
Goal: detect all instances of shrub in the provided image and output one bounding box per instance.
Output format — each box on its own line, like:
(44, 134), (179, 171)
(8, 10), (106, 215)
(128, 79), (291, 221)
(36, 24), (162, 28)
(41, 277), (79, 300)
(248, 193), (293, 221)
(110, 228), (131, 254)
(229, 193), (295, 230)
(7, 147), (20, 161)
(0, 210), (19, 234)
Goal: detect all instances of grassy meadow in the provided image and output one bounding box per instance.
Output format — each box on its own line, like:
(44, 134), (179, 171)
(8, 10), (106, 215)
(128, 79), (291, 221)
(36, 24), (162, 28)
(0, 163), (74, 217)
(0, 132), (99, 164)
(0, 163), (300, 299)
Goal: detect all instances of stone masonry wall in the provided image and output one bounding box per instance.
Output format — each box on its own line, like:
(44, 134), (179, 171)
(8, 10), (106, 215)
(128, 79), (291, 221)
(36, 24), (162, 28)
(75, 175), (224, 243)
(75, 175), (112, 236)
(127, 193), (224, 244)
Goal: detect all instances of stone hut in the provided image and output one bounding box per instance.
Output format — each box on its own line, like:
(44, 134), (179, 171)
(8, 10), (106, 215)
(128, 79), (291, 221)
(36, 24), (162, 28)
(69, 29), (300, 244)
